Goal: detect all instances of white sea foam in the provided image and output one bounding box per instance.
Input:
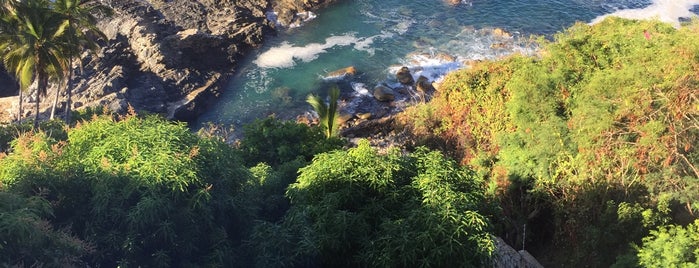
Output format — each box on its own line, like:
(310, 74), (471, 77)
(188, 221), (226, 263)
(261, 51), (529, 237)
(351, 82), (371, 96)
(591, 0), (699, 27)
(254, 34), (382, 69)
(388, 54), (463, 85)
(289, 11), (318, 28)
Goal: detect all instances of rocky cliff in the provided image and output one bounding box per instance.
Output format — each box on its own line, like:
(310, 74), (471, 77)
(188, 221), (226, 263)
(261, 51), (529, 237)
(0, 0), (341, 123)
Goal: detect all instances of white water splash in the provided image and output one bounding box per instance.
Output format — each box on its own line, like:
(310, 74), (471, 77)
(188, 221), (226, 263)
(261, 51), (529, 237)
(254, 34), (381, 68)
(388, 54), (463, 84)
(591, 0), (699, 27)
(351, 82), (372, 96)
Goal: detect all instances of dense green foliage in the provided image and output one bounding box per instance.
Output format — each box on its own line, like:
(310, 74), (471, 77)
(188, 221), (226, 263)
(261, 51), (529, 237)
(252, 141), (495, 267)
(0, 115), (256, 266)
(0, 191), (91, 266)
(3, 15), (699, 268)
(400, 18), (699, 266)
(239, 117), (344, 221)
(637, 220), (699, 267)
(0, 119), (66, 152)
(238, 116), (344, 167)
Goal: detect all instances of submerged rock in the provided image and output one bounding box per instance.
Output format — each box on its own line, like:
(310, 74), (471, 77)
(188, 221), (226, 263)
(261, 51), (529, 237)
(493, 28), (513, 38)
(325, 66), (358, 80)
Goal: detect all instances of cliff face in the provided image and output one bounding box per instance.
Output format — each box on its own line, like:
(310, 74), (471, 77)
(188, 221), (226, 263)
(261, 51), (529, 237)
(67, 0), (272, 122)
(0, 0), (341, 123)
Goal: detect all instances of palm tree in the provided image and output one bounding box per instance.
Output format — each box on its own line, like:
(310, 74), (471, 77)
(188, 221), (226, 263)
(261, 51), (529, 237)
(51, 0), (109, 122)
(0, 0), (21, 122)
(0, 0), (68, 128)
(306, 86), (340, 138)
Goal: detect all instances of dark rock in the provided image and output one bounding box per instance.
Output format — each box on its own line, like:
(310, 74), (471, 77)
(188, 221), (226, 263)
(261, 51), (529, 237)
(2, 0), (338, 124)
(57, 0), (277, 122)
(271, 0), (340, 26)
(0, 65), (18, 97)
(492, 237), (544, 268)
(373, 85), (395, 102)
(416, 76), (435, 93)
(396, 66), (415, 85)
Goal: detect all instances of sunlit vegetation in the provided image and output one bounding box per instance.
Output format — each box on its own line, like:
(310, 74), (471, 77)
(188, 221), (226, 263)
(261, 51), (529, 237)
(2, 13), (698, 268)
(399, 17), (699, 267)
(306, 86), (341, 138)
(0, 115), (257, 266)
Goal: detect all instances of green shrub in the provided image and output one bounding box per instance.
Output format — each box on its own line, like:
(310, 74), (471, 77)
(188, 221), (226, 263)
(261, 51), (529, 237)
(238, 116), (344, 167)
(0, 114), (256, 266)
(0, 119), (67, 153)
(252, 141), (495, 267)
(637, 220), (699, 268)
(0, 191), (91, 267)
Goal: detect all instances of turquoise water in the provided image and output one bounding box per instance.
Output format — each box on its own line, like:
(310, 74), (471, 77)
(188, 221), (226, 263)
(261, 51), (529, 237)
(196, 0), (696, 129)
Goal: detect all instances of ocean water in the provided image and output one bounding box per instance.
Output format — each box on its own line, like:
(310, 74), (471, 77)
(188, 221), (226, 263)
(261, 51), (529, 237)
(196, 0), (699, 129)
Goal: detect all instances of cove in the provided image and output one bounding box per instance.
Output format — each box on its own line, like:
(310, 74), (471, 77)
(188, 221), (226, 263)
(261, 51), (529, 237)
(196, 0), (696, 130)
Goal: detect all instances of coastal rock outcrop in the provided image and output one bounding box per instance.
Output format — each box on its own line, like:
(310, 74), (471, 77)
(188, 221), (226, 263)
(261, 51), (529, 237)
(1, 0), (337, 124)
(67, 0), (274, 122)
(271, 0), (340, 26)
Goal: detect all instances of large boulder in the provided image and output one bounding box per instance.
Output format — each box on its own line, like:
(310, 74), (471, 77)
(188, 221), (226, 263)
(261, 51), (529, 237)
(416, 76), (435, 93)
(373, 85), (395, 102)
(396, 66), (415, 85)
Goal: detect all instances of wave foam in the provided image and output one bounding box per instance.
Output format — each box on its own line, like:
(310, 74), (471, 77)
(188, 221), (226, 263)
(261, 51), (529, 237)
(591, 0), (699, 27)
(254, 34), (382, 69)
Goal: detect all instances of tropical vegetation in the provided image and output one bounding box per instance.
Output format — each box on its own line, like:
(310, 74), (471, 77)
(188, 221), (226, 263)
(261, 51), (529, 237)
(306, 86), (341, 138)
(0, 9), (698, 268)
(0, 0), (108, 127)
(399, 17), (699, 266)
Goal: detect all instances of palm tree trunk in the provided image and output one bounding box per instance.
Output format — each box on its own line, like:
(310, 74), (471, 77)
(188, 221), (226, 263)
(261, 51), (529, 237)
(34, 89), (40, 129)
(49, 76), (62, 120)
(64, 56), (73, 123)
(17, 87), (23, 123)
(34, 73), (45, 129)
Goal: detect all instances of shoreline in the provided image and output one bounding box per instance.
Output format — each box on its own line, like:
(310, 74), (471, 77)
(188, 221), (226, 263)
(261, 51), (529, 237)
(0, 0), (341, 125)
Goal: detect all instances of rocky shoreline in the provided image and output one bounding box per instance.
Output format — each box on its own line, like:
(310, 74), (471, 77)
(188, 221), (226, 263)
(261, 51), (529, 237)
(0, 0), (340, 124)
